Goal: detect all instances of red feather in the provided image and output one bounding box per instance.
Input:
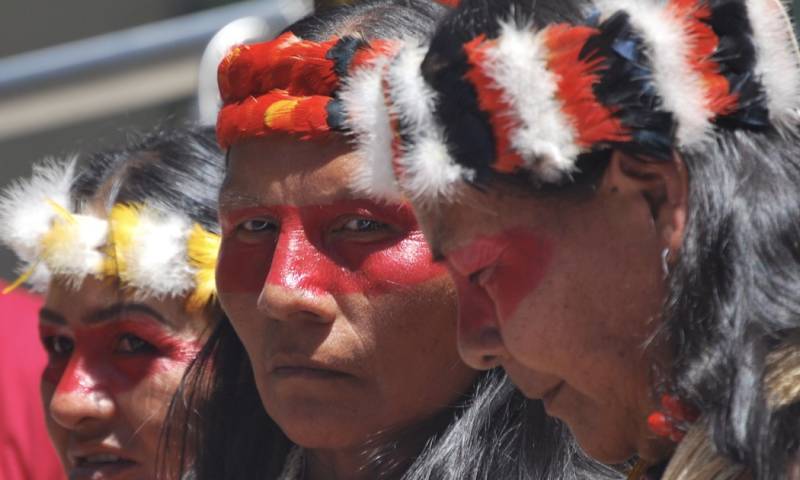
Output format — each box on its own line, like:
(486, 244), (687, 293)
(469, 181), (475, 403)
(668, 0), (738, 115)
(463, 35), (525, 174)
(544, 24), (630, 148)
(216, 90), (332, 148)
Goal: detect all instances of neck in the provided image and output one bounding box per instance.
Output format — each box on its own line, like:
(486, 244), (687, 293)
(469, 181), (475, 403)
(305, 411), (452, 480)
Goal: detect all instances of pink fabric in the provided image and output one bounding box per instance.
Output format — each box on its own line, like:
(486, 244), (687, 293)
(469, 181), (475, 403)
(0, 281), (65, 479)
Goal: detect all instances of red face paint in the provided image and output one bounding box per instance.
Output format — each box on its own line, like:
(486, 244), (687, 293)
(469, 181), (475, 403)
(447, 228), (553, 323)
(39, 319), (198, 396)
(447, 266), (498, 334)
(217, 200), (446, 297)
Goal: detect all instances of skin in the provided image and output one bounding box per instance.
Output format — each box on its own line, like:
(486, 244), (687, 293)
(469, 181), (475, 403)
(414, 152), (688, 464)
(40, 276), (210, 480)
(219, 135), (477, 480)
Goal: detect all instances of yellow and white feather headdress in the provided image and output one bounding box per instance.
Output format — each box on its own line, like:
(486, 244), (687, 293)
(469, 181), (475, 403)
(0, 157), (220, 311)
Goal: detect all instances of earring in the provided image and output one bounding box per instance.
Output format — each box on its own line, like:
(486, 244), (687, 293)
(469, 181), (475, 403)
(661, 248), (671, 278)
(647, 394), (699, 443)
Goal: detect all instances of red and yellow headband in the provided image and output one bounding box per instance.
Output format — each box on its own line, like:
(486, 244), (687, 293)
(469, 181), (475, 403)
(216, 32), (398, 149)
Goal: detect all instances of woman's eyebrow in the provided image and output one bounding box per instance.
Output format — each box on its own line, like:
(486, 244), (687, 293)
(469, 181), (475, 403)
(39, 308), (66, 325)
(84, 303), (170, 326)
(218, 191), (266, 211)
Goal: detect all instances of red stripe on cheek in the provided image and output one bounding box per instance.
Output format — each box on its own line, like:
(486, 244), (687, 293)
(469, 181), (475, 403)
(449, 268), (498, 333)
(354, 231), (447, 294)
(487, 229), (553, 323)
(217, 236), (273, 294)
(449, 229), (553, 325)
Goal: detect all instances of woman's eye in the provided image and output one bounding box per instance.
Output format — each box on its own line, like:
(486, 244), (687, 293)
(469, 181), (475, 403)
(340, 218), (389, 233)
(42, 336), (73, 356)
(468, 267), (495, 287)
(240, 218), (276, 233)
(116, 334), (157, 354)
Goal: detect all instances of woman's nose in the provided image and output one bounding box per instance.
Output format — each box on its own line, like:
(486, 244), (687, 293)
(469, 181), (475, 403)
(257, 229), (337, 323)
(452, 275), (507, 370)
(48, 355), (115, 431)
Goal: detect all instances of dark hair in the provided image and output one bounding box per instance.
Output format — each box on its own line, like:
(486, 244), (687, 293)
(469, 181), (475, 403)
(664, 127), (800, 479)
(423, 1), (800, 477)
(70, 126), (224, 233)
(162, 2), (620, 480)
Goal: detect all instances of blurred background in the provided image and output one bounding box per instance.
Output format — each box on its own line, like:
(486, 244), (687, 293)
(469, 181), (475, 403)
(0, 0), (352, 281)
(0, 0), (798, 281)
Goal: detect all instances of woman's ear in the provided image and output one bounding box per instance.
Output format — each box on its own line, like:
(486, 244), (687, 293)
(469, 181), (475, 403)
(603, 150), (688, 257)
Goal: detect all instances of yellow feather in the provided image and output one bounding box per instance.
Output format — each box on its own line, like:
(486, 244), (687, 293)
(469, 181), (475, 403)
(2, 263), (38, 295)
(265, 99), (300, 129)
(106, 204), (142, 279)
(40, 219), (82, 266)
(46, 199), (77, 224)
(186, 224), (221, 311)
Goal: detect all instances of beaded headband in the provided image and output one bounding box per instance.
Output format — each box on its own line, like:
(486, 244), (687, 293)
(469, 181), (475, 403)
(348, 0), (800, 204)
(0, 158), (220, 312)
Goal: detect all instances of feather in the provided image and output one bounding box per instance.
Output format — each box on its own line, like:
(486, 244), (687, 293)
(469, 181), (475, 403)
(746, 0), (800, 125)
(0, 157), (78, 291)
(40, 213), (107, 288)
(110, 204), (195, 300)
(597, 0), (715, 148)
(186, 224), (221, 311)
(387, 43), (473, 205)
(340, 55), (403, 202)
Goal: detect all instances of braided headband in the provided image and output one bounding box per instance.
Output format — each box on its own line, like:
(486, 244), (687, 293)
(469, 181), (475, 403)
(349, 0), (800, 204)
(0, 159), (220, 312)
(216, 32), (399, 149)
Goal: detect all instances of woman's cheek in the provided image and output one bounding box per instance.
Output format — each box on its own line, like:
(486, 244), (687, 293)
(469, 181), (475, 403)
(486, 232), (554, 323)
(217, 237), (273, 295)
(112, 345), (198, 389)
(357, 236), (447, 294)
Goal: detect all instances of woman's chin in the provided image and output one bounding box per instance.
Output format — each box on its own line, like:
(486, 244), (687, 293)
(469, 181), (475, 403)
(267, 397), (373, 450)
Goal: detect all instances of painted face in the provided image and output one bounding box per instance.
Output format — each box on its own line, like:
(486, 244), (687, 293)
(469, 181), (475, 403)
(414, 178), (671, 463)
(218, 135), (477, 451)
(40, 276), (210, 480)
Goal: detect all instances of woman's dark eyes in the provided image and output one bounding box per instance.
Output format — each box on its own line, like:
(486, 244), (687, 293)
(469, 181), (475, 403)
(42, 336), (73, 356)
(239, 218), (277, 233)
(340, 218), (389, 233)
(468, 267), (495, 287)
(116, 334), (158, 354)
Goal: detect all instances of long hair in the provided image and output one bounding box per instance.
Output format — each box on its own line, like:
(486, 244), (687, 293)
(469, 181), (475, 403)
(162, 1), (620, 479)
(421, 1), (800, 477)
(664, 127), (800, 479)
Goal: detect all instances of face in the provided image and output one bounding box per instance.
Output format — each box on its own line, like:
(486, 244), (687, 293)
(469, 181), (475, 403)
(40, 276), (210, 480)
(416, 173), (672, 463)
(218, 136), (476, 450)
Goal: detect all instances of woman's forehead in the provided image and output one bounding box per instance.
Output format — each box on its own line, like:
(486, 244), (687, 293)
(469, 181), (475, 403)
(223, 138), (374, 209)
(42, 277), (186, 328)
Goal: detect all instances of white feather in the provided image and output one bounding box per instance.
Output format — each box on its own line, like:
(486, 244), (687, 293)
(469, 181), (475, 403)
(387, 43), (473, 205)
(23, 264), (52, 293)
(597, 0), (713, 147)
(123, 208), (194, 299)
(747, 0), (800, 124)
(43, 214), (108, 288)
(0, 157), (76, 263)
(340, 56), (404, 203)
(485, 22), (580, 182)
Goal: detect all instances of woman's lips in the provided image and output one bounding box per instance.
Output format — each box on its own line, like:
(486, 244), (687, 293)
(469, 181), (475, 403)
(68, 453), (138, 480)
(268, 355), (354, 381)
(271, 365), (351, 380)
